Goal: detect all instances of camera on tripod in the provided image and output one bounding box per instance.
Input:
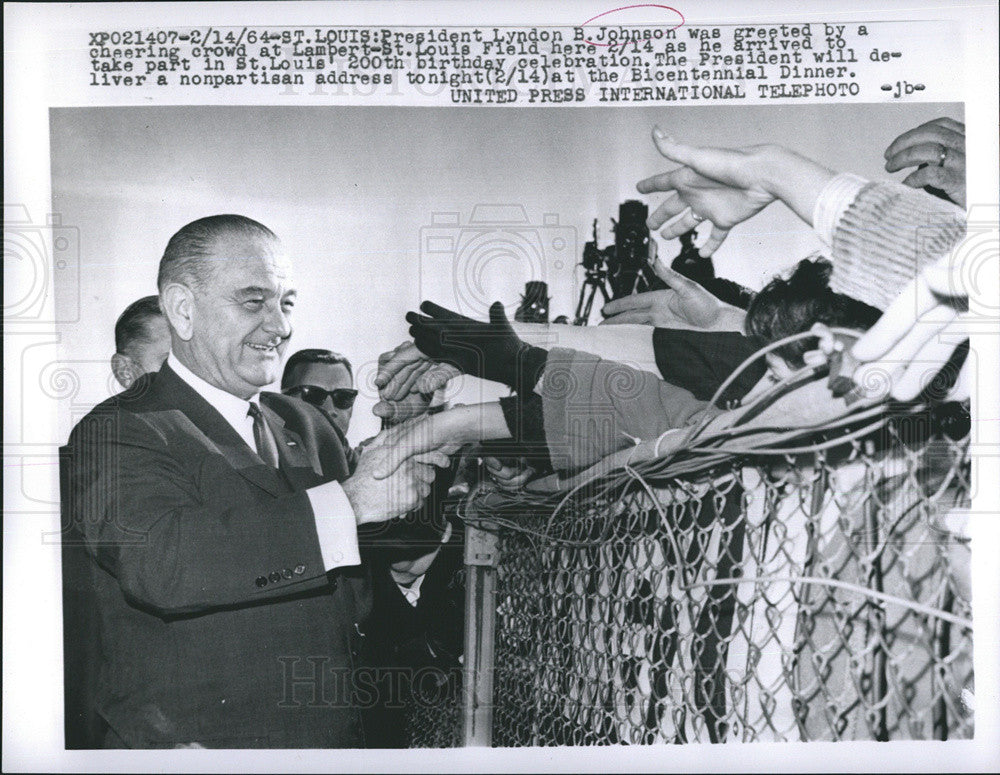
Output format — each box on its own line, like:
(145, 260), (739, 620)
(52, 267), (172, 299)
(573, 200), (666, 325)
(572, 201), (756, 325)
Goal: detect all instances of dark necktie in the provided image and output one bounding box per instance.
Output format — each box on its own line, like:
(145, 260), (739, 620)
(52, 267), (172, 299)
(247, 402), (280, 468)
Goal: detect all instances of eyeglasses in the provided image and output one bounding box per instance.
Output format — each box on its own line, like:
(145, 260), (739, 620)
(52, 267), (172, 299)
(283, 385), (358, 410)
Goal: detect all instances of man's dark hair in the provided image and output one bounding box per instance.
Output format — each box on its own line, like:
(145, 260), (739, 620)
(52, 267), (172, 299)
(157, 214), (277, 292)
(745, 258), (883, 367)
(281, 349), (353, 389)
(115, 295), (164, 356)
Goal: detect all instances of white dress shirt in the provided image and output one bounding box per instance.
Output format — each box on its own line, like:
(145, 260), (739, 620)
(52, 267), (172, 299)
(396, 573), (425, 608)
(167, 353), (360, 571)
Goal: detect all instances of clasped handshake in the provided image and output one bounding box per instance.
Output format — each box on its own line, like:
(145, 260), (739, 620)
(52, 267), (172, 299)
(353, 300), (532, 513)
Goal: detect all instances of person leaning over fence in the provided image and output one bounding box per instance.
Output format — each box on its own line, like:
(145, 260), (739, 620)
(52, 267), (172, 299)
(376, 256), (881, 479)
(373, 273), (769, 431)
(372, 292), (768, 489)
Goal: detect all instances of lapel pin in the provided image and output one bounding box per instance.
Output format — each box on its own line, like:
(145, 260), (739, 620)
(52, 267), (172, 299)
(287, 441), (297, 447)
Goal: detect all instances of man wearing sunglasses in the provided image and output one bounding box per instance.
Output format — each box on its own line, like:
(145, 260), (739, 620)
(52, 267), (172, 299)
(281, 349), (358, 438)
(282, 347), (468, 747)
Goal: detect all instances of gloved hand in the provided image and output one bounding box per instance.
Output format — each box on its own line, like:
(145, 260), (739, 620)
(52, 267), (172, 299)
(405, 301), (549, 396)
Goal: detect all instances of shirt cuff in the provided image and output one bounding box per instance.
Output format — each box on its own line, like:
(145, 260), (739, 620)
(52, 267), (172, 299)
(812, 173), (868, 246)
(306, 480), (361, 571)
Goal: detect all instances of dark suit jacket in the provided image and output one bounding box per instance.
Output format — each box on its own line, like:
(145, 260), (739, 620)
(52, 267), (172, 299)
(60, 363), (369, 748)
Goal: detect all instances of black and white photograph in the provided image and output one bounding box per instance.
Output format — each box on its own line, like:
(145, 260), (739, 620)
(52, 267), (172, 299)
(46, 99), (982, 746)
(4, 2), (999, 772)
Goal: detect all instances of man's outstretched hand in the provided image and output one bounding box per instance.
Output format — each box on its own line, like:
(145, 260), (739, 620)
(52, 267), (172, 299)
(637, 130), (780, 256)
(884, 117), (966, 207)
(374, 341), (461, 422)
(851, 254), (970, 402)
(372, 403), (513, 480)
(484, 456), (536, 492)
(342, 420), (459, 524)
(636, 129), (835, 256)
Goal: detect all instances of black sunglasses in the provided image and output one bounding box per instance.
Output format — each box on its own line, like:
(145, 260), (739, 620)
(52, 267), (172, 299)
(284, 385), (358, 410)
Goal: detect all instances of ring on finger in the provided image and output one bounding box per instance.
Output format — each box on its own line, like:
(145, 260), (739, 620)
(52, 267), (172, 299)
(689, 208), (705, 223)
(937, 144), (948, 168)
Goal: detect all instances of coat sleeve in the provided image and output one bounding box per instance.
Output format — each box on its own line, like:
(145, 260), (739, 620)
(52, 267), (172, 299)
(538, 347), (710, 473)
(62, 407), (332, 616)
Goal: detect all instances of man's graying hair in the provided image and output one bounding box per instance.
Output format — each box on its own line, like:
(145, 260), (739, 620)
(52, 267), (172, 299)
(157, 214), (278, 291)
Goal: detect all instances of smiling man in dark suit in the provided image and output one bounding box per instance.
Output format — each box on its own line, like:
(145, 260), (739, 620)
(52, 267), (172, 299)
(60, 214), (453, 748)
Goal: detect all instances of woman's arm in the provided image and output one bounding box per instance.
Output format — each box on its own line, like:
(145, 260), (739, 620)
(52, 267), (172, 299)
(636, 131), (837, 255)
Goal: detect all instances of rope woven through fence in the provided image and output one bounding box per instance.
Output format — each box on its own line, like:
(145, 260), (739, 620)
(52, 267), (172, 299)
(465, 340), (972, 743)
(476, 425), (972, 744)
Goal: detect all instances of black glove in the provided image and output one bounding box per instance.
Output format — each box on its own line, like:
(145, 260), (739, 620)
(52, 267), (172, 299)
(406, 301), (549, 396)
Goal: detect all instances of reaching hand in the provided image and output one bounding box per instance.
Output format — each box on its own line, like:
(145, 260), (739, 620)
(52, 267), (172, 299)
(637, 129), (835, 256)
(406, 301), (549, 396)
(373, 403), (513, 479)
(342, 421), (458, 523)
(884, 118), (966, 207)
(851, 255), (970, 402)
(600, 260), (745, 330)
(637, 130), (781, 256)
(373, 341), (461, 422)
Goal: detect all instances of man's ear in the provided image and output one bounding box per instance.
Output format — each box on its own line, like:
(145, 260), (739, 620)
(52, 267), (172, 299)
(160, 284), (194, 341)
(440, 520), (454, 545)
(110, 353), (136, 389)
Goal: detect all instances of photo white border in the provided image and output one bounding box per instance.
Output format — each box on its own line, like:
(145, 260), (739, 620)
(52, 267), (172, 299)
(4, 2), (998, 772)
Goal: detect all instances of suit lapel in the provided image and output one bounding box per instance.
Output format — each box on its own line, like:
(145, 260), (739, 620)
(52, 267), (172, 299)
(259, 391), (353, 485)
(156, 364), (287, 497)
(260, 402), (327, 490)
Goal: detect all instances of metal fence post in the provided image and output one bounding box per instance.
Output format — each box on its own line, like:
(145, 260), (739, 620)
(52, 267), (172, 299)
(461, 519), (500, 746)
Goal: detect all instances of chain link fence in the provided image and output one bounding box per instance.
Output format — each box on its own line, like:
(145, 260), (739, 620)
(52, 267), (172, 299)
(421, 418), (973, 746)
(402, 678), (463, 748)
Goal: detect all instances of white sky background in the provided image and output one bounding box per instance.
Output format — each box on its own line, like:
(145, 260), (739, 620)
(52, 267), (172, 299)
(50, 102), (960, 444)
